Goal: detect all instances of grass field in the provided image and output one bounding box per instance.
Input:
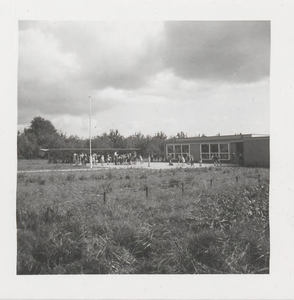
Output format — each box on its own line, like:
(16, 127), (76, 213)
(17, 159), (88, 171)
(17, 160), (270, 274)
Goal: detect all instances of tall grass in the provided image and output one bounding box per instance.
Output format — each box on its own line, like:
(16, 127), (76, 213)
(17, 166), (269, 274)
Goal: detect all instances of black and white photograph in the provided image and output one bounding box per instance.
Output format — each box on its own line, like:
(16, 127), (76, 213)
(16, 20), (270, 275)
(1, 0), (294, 299)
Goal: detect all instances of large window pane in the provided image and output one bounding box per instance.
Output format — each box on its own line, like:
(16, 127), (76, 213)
(201, 144), (209, 153)
(210, 144), (219, 153)
(182, 145), (189, 154)
(167, 146), (173, 153)
(175, 145), (181, 153)
(220, 143), (229, 152)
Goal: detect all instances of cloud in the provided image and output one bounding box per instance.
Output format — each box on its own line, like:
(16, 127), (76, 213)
(17, 21), (270, 137)
(18, 21), (165, 125)
(162, 21), (270, 83)
(18, 26), (83, 123)
(21, 21), (164, 90)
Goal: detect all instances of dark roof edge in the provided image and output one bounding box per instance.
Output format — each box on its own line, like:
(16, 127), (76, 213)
(40, 148), (140, 152)
(174, 133), (252, 143)
(169, 133), (270, 143)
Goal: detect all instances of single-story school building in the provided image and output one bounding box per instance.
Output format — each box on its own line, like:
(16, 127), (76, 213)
(165, 134), (270, 167)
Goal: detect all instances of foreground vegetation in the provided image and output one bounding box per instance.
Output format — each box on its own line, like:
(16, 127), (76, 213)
(17, 165), (270, 274)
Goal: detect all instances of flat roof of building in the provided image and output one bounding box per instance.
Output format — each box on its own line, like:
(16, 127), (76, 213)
(168, 133), (269, 144)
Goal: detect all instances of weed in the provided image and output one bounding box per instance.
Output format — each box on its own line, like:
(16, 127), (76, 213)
(90, 173), (103, 180)
(66, 173), (76, 181)
(106, 169), (113, 179)
(169, 178), (181, 188)
(79, 174), (87, 181)
(138, 172), (147, 179)
(17, 173), (26, 182)
(48, 174), (55, 183)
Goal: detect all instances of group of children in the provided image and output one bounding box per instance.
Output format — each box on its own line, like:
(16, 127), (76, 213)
(168, 154), (223, 167)
(169, 154), (201, 167)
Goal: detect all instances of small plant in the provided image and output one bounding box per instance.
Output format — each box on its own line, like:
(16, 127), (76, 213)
(79, 174), (87, 181)
(138, 172), (147, 179)
(187, 229), (225, 272)
(169, 178), (181, 187)
(17, 173), (26, 182)
(66, 173), (76, 181)
(48, 174), (55, 183)
(90, 173), (103, 180)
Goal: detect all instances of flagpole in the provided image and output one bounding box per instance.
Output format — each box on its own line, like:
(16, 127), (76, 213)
(89, 96), (92, 169)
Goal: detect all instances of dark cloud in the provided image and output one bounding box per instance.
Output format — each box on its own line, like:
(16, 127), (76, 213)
(18, 78), (117, 125)
(162, 21), (270, 83)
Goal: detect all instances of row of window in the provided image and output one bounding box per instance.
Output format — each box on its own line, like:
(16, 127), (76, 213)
(201, 143), (229, 160)
(166, 143), (230, 160)
(166, 144), (190, 159)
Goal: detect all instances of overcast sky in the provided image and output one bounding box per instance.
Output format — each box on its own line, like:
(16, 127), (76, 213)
(18, 21), (270, 138)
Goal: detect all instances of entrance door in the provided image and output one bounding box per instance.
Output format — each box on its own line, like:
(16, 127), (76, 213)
(235, 142), (244, 165)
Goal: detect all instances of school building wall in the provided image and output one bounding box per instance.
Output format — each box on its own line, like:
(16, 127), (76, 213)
(166, 134), (269, 167)
(190, 143), (201, 161)
(243, 137), (270, 167)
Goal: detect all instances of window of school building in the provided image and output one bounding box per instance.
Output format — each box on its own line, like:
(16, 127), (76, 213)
(200, 143), (230, 160)
(166, 144), (190, 159)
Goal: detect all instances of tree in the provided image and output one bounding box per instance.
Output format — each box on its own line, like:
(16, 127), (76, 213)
(17, 130), (38, 159)
(125, 132), (146, 150)
(108, 129), (125, 148)
(63, 134), (85, 149)
(89, 133), (113, 149)
(17, 116), (65, 159)
(154, 131), (167, 140)
(26, 116), (60, 149)
(176, 131), (188, 138)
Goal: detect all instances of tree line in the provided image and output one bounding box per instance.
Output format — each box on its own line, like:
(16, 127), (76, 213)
(17, 116), (192, 159)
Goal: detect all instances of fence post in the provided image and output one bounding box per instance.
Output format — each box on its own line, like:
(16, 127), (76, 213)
(103, 191), (106, 204)
(182, 182), (184, 195)
(236, 176), (239, 183)
(146, 186), (148, 199)
(210, 178), (213, 186)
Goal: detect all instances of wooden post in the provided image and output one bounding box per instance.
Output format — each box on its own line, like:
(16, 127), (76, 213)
(103, 191), (106, 204)
(146, 186), (148, 198)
